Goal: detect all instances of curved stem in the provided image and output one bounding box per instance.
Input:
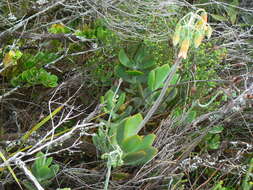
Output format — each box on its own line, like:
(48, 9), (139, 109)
(137, 57), (182, 132)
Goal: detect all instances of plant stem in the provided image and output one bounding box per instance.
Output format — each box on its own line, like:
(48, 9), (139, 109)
(104, 162), (112, 190)
(137, 57), (182, 132)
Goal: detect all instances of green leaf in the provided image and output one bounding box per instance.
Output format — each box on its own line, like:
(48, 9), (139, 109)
(121, 135), (142, 153)
(137, 134), (156, 149)
(35, 166), (51, 181)
(118, 49), (133, 68)
(116, 113), (143, 145)
(45, 157), (52, 167)
(123, 150), (146, 165)
(31, 152), (59, 182)
(104, 90), (115, 110)
(123, 147), (157, 165)
(208, 134), (220, 150)
(125, 70), (144, 76)
(141, 58), (156, 69)
(132, 47), (156, 69)
(114, 65), (133, 83)
(121, 133), (156, 154)
(148, 64), (170, 91)
(134, 47), (146, 64)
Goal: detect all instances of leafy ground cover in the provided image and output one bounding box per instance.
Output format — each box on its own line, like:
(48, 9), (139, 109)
(0, 0), (252, 189)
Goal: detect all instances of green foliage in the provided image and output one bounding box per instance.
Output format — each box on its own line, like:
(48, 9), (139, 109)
(93, 88), (157, 167)
(203, 125), (224, 150)
(48, 23), (71, 34)
(115, 46), (180, 112)
(100, 89), (132, 121)
(7, 51), (59, 87)
(115, 47), (156, 84)
(181, 41), (227, 103)
(21, 52), (59, 69)
(2, 49), (23, 68)
(11, 68), (58, 87)
(31, 152), (59, 182)
(23, 152), (59, 190)
(148, 64), (179, 91)
(93, 113), (157, 167)
(74, 20), (116, 43)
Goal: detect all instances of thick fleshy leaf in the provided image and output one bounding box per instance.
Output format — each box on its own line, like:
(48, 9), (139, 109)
(35, 166), (51, 181)
(121, 135), (142, 153)
(118, 49), (133, 68)
(141, 58), (156, 69)
(125, 70), (144, 76)
(134, 47), (145, 64)
(116, 113), (143, 145)
(121, 134), (156, 153)
(148, 64), (170, 91)
(115, 65), (133, 83)
(123, 147), (157, 165)
(136, 134), (156, 150)
(123, 151), (146, 165)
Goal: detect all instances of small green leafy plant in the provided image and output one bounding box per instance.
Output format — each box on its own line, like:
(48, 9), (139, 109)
(115, 46), (180, 111)
(23, 152), (59, 190)
(203, 125), (224, 150)
(93, 89), (157, 166)
(8, 51), (59, 87)
(93, 89), (157, 189)
(115, 46), (156, 84)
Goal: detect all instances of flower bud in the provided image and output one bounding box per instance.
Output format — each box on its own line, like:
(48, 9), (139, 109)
(201, 12), (208, 23)
(178, 39), (190, 59)
(194, 32), (204, 48)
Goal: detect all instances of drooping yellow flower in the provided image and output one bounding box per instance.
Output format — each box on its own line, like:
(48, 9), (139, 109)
(201, 12), (208, 23)
(178, 39), (190, 59)
(195, 12), (208, 30)
(194, 34), (204, 48)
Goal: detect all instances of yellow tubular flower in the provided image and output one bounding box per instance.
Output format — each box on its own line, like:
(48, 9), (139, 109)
(178, 39), (190, 59)
(201, 12), (208, 23)
(195, 19), (204, 30)
(194, 34), (204, 48)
